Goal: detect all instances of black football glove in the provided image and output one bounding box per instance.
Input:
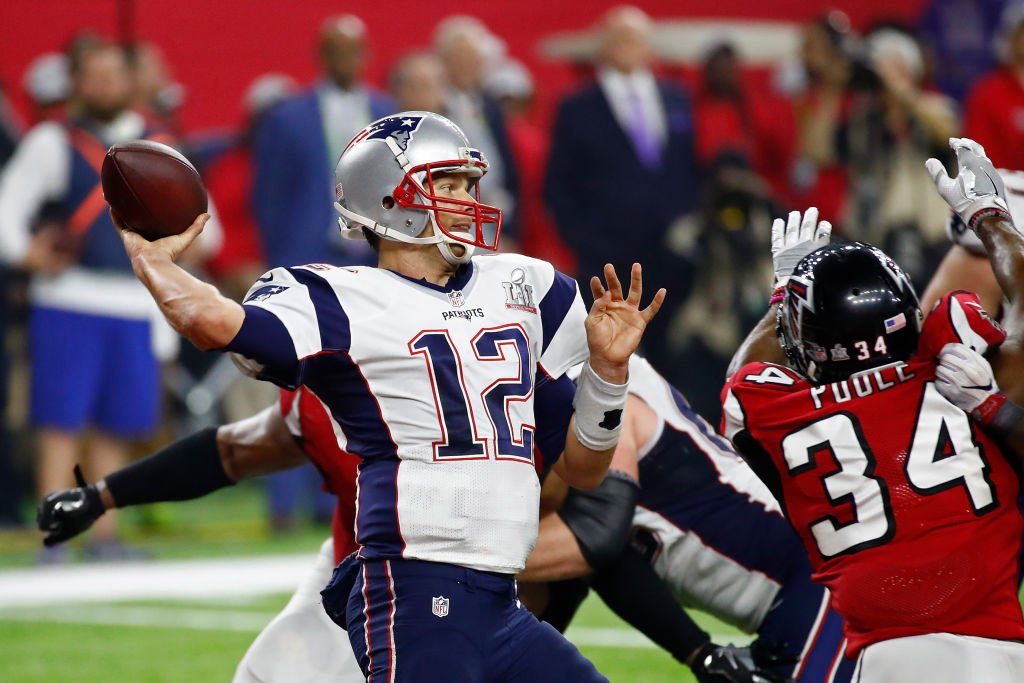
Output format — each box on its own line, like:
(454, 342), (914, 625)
(37, 465), (106, 546)
(692, 643), (795, 683)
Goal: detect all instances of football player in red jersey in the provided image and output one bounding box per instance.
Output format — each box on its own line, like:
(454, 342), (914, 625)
(721, 138), (1024, 682)
(37, 388), (366, 683)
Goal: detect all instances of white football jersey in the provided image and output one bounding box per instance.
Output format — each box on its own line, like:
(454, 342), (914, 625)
(624, 357), (804, 633)
(230, 254), (588, 573)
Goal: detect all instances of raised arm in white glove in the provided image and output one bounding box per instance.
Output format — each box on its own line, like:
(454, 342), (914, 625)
(935, 343), (1006, 423)
(770, 207), (832, 287)
(925, 138), (1013, 231)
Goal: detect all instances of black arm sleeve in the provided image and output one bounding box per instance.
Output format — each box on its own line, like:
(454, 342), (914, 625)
(557, 470), (640, 569)
(590, 544), (710, 666)
(105, 428), (235, 507)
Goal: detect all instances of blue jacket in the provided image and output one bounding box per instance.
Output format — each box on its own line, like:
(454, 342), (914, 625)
(252, 87), (394, 268)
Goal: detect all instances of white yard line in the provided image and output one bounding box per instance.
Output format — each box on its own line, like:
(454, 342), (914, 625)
(0, 554), (315, 608)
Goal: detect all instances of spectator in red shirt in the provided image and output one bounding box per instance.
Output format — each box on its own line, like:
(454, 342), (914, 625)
(964, 3), (1024, 169)
(785, 12), (857, 227)
(691, 41), (793, 200)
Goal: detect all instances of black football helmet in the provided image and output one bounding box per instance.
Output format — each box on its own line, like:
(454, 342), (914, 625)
(778, 241), (923, 384)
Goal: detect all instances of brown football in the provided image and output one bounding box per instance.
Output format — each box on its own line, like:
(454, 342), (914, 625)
(101, 140), (208, 241)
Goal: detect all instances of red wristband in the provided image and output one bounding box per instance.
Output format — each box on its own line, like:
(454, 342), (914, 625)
(972, 393), (1008, 427)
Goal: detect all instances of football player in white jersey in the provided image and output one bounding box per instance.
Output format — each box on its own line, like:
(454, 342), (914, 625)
(114, 111), (664, 682)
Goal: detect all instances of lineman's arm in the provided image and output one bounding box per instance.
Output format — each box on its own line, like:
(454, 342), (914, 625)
(920, 244), (1003, 315)
(117, 211), (244, 350)
(522, 395), (646, 582)
(974, 213), (1024, 402)
(727, 209), (832, 375)
(926, 139), (1024, 401)
(37, 405), (307, 546)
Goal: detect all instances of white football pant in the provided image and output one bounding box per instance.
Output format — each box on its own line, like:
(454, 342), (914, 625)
(233, 538), (363, 683)
(853, 632), (1024, 683)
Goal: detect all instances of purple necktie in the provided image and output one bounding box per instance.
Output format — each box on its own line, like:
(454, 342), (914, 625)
(626, 85), (662, 169)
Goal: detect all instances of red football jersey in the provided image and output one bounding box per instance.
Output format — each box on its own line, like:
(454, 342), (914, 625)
(280, 388), (360, 562)
(722, 291), (1024, 656)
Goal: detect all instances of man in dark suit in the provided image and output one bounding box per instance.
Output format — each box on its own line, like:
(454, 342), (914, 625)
(545, 6), (698, 371)
(252, 14), (395, 269)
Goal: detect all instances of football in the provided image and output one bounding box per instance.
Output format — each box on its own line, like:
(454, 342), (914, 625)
(101, 140), (208, 242)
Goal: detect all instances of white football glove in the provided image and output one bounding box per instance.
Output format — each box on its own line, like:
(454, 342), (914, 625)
(926, 137), (1012, 230)
(771, 207), (832, 286)
(934, 342), (1000, 414)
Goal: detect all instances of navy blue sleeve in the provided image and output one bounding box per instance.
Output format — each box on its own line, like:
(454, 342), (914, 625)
(533, 371), (577, 476)
(223, 306), (303, 389)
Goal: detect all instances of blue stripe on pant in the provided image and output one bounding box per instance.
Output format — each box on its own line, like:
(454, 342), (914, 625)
(757, 565), (855, 683)
(345, 559), (608, 683)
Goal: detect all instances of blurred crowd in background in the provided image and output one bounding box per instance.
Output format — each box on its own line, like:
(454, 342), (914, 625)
(1, 1), (1022, 560)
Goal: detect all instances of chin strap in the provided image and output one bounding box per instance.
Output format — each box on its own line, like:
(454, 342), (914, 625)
(336, 199), (478, 264)
(438, 240), (475, 265)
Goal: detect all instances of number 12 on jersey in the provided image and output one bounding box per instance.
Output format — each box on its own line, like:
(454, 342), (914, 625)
(410, 325), (535, 463)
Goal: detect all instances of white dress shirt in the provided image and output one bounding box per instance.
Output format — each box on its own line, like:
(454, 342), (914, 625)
(597, 67), (667, 147)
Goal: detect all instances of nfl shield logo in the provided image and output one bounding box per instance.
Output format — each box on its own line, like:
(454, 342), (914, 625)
(447, 290), (465, 308)
(432, 595), (450, 618)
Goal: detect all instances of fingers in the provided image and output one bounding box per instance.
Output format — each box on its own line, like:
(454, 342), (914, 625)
(770, 218), (784, 253)
(799, 207), (819, 243)
(110, 208), (127, 231)
(180, 213), (210, 241)
(925, 158), (954, 194)
(73, 464), (87, 488)
(815, 220), (833, 242)
(950, 136), (987, 159)
(786, 211), (800, 246)
(590, 275), (605, 302)
(603, 263), (624, 302)
(626, 263), (642, 306)
(640, 287), (667, 323)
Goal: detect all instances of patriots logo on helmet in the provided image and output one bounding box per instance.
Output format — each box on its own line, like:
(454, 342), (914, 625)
(245, 284), (288, 303)
(364, 116), (424, 151)
(342, 115), (425, 155)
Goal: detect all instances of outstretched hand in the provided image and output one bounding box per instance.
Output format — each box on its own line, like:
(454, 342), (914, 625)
(770, 207), (832, 286)
(585, 263), (666, 383)
(114, 210), (210, 264)
(925, 137), (1011, 229)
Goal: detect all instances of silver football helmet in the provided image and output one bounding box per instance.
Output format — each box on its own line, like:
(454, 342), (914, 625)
(333, 111), (502, 264)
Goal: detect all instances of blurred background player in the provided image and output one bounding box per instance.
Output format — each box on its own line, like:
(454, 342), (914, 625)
(0, 39), (219, 562)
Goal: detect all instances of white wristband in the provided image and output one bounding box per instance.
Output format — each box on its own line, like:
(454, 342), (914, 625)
(572, 362), (629, 451)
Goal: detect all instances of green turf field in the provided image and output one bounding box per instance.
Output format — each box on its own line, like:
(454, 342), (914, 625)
(0, 571), (737, 681)
(0, 592), (733, 681)
(0, 480), (740, 681)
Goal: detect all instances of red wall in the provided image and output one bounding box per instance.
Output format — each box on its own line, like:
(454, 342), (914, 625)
(0, 0), (925, 133)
